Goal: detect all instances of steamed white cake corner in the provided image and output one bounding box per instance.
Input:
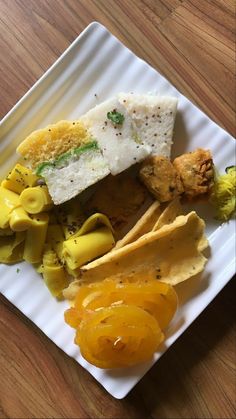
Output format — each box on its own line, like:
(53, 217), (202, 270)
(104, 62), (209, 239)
(80, 97), (151, 175)
(118, 93), (178, 158)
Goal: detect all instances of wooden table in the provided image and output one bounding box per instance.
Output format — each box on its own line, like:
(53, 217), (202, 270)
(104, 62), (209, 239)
(0, 1), (235, 418)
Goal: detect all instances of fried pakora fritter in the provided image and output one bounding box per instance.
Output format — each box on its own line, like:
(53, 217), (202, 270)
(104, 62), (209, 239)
(139, 156), (184, 202)
(173, 148), (214, 199)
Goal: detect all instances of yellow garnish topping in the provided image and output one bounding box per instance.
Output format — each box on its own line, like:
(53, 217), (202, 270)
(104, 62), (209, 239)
(211, 166), (236, 221)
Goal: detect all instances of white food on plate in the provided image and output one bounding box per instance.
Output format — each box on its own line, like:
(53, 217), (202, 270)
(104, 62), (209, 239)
(17, 93), (178, 204)
(118, 93), (178, 158)
(80, 97), (150, 175)
(42, 148), (110, 205)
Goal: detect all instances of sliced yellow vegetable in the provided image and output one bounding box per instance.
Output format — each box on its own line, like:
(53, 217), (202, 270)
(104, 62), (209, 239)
(0, 232), (25, 263)
(42, 247), (69, 297)
(0, 186), (20, 229)
(9, 206), (32, 231)
(23, 213), (49, 263)
(62, 226), (115, 270)
(46, 224), (64, 260)
(71, 213), (114, 238)
(1, 164), (39, 194)
(20, 186), (53, 214)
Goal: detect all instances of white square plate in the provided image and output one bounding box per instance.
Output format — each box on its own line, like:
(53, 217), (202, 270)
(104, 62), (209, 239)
(0, 22), (235, 399)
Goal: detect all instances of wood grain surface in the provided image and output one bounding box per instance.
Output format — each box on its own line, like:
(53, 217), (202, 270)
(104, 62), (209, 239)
(0, 0), (235, 418)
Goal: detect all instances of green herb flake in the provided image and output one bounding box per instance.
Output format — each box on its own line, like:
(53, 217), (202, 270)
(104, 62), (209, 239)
(73, 140), (98, 156)
(35, 140), (99, 175)
(35, 161), (55, 176)
(107, 110), (125, 125)
(16, 268), (20, 273)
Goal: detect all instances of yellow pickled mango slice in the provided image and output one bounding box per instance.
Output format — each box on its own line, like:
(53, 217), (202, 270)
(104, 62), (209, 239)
(20, 186), (53, 214)
(1, 163), (39, 194)
(23, 213), (49, 263)
(75, 305), (164, 368)
(0, 186), (20, 229)
(9, 206), (32, 231)
(62, 226), (115, 270)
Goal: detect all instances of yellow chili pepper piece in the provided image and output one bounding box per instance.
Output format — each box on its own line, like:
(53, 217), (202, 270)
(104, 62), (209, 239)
(23, 213), (49, 263)
(1, 163), (39, 194)
(20, 185), (53, 214)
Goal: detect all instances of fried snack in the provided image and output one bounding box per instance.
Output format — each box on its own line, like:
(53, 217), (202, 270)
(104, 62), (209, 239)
(173, 148), (214, 199)
(153, 197), (182, 230)
(139, 156), (184, 202)
(86, 172), (148, 230)
(114, 201), (161, 249)
(65, 279), (178, 331)
(80, 212), (208, 286)
(75, 305), (164, 368)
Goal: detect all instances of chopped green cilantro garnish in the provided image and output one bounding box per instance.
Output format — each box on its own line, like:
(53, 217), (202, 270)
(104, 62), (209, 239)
(73, 140), (98, 156)
(107, 110), (125, 125)
(35, 161), (55, 176)
(16, 268), (20, 273)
